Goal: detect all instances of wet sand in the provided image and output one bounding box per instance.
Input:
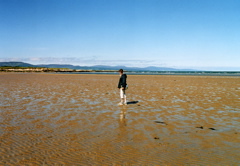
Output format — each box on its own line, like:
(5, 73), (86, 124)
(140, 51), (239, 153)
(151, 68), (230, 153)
(0, 73), (239, 165)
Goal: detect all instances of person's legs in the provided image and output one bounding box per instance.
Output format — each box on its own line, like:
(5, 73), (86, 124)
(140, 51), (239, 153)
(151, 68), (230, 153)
(119, 89), (127, 105)
(123, 90), (127, 105)
(118, 89), (124, 105)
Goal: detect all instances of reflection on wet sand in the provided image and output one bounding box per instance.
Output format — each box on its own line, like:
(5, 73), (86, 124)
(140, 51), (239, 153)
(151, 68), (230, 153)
(119, 106), (127, 125)
(118, 107), (127, 144)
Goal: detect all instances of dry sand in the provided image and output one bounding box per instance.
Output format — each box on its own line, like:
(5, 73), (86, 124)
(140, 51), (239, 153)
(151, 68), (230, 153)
(0, 73), (239, 165)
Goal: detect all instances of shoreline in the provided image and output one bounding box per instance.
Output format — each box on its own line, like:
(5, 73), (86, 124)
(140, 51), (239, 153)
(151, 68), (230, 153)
(1, 71), (240, 77)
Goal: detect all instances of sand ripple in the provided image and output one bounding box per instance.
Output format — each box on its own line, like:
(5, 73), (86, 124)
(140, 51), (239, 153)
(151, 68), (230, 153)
(0, 73), (239, 165)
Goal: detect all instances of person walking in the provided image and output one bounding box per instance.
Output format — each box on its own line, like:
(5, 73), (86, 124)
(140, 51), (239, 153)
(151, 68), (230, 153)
(118, 69), (127, 105)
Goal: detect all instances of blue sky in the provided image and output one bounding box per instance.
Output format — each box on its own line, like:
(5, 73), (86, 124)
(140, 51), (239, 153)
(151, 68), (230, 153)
(0, 0), (240, 70)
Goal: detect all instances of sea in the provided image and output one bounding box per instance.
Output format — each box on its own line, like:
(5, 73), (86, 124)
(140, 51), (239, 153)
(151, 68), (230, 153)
(56, 71), (240, 76)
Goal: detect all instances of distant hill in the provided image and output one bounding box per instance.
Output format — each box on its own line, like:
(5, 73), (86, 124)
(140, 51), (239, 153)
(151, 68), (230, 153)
(0, 61), (195, 71)
(0, 62), (34, 67)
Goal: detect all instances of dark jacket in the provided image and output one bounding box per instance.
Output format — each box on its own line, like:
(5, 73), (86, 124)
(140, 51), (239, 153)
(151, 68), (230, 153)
(118, 74), (127, 89)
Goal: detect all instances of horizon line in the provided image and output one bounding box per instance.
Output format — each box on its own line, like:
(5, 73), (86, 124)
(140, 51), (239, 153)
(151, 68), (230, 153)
(1, 61), (240, 72)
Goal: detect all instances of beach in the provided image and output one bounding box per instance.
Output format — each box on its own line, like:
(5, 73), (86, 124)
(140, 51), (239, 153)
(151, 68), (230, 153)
(0, 73), (239, 165)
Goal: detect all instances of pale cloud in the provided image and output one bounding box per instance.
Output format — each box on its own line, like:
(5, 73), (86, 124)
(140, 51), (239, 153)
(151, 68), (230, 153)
(0, 58), (29, 62)
(0, 57), (166, 67)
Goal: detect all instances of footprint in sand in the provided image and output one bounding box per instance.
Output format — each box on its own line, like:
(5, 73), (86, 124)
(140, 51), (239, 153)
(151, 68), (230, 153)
(209, 128), (216, 130)
(154, 121), (168, 125)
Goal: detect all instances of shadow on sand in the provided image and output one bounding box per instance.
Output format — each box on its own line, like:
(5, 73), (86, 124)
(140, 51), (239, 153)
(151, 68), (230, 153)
(127, 101), (139, 105)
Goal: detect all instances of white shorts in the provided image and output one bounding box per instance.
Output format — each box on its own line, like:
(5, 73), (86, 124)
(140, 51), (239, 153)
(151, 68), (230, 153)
(120, 89), (126, 98)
